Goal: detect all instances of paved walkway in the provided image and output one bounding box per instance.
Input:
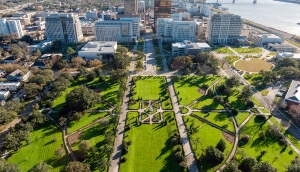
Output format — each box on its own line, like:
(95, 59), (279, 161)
(166, 76), (199, 172)
(109, 76), (132, 172)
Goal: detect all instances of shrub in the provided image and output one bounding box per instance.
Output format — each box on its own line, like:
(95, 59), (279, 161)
(259, 131), (265, 140)
(122, 142), (129, 154)
(179, 161), (187, 168)
(266, 125), (282, 139)
(127, 140), (132, 146)
(280, 138), (288, 146)
(246, 100), (254, 108)
(205, 146), (224, 164)
(175, 152), (183, 162)
(239, 134), (250, 147)
(231, 109), (238, 116)
(256, 114), (266, 121)
(121, 157), (127, 163)
(176, 145), (182, 152)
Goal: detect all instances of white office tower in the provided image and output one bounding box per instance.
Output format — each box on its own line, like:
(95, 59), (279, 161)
(0, 18), (24, 38)
(86, 9), (98, 20)
(138, 1), (145, 13)
(201, 4), (211, 17)
(94, 18), (140, 43)
(157, 18), (196, 42)
(206, 13), (242, 44)
(45, 13), (83, 43)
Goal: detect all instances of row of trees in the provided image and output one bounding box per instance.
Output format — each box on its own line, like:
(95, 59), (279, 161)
(222, 158), (277, 172)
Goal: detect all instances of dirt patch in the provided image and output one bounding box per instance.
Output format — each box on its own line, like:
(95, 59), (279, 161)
(68, 131), (81, 145)
(222, 131), (235, 144)
(197, 88), (206, 95)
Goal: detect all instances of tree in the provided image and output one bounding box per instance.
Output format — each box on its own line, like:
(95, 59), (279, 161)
(71, 57), (86, 67)
(55, 147), (65, 158)
(29, 69), (54, 86)
(216, 139), (226, 152)
(24, 83), (42, 97)
(51, 39), (62, 52)
(239, 85), (253, 101)
(88, 59), (102, 67)
(287, 157), (300, 172)
(0, 159), (20, 172)
(112, 53), (131, 69)
(31, 162), (52, 172)
(65, 162), (91, 172)
(66, 87), (101, 111)
(205, 146), (224, 164)
(136, 60), (143, 71)
(20, 35), (34, 44)
(66, 47), (76, 55)
(98, 158), (109, 171)
(116, 46), (128, 54)
(222, 161), (240, 172)
(225, 76), (240, 87)
(109, 69), (129, 83)
(253, 161), (277, 172)
(79, 140), (90, 159)
(213, 96), (224, 104)
(55, 59), (67, 70)
(29, 111), (48, 127)
(279, 67), (300, 80)
(239, 156), (257, 172)
(277, 57), (299, 68)
(259, 70), (277, 84)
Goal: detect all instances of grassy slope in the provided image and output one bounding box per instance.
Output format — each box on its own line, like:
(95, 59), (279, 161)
(68, 112), (110, 133)
(8, 121), (71, 171)
(184, 116), (233, 172)
(120, 112), (182, 172)
(174, 76), (220, 106)
(192, 112), (235, 132)
(238, 116), (297, 171)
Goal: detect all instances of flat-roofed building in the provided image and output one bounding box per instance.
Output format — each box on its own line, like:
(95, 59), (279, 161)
(172, 40), (211, 56)
(267, 43), (296, 53)
(0, 82), (21, 91)
(276, 52), (300, 61)
(0, 90), (10, 100)
(81, 22), (95, 35)
(249, 32), (284, 46)
(78, 41), (117, 62)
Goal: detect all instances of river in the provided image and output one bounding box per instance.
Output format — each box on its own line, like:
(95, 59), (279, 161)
(206, 0), (300, 36)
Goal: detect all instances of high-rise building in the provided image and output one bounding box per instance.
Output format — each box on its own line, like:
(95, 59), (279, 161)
(124, 0), (138, 15)
(206, 13), (243, 44)
(156, 18), (196, 42)
(45, 13), (83, 43)
(138, 1), (146, 13)
(154, 0), (171, 31)
(0, 18), (24, 38)
(94, 18), (140, 43)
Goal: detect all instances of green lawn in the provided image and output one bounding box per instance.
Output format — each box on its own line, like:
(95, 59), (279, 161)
(191, 96), (225, 110)
(234, 112), (251, 126)
(232, 47), (262, 54)
(214, 47), (234, 54)
(227, 89), (248, 110)
(132, 76), (172, 110)
(238, 116), (297, 171)
(184, 116), (233, 172)
(192, 112), (235, 132)
(68, 112), (110, 133)
(223, 56), (240, 66)
(8, 121), (71, 171)
(173, 76), (220, 106)
(120, 112), (183, 172)
(251, 96), (262, 107)
(52, 80), (80, 110)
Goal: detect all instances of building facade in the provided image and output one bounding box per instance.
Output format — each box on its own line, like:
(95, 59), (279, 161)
(206, 13), (243, 44)
(138, 1), (146, 13)
(124, 0), (138, 15)
(0, 82), (21, 91)
(154, 0), (171, 30)
(157, 18), (196, 42)
(200, 4), (211, 17)
(86, 9), (98, 20)
(45, 13), (83, 43)
(94, 18), (140, 43)
(78, 41), (117, 62)
(248, 32), (284, 46)
(172, 40), (211, 56)
(0, 18), (24, 38)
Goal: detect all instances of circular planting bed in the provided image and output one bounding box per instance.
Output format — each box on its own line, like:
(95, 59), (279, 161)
(234, 59), (273, 72)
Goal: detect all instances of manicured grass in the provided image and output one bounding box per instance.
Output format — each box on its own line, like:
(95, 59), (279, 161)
(184, 116), (233, 172)
(192, 112), (235, 132)
(235, 59), (272, 73)
(251, 96), (262, 107)
(180, 107), (188, 114)
(52, 80), (80, 110)
(68, 112), (110, 133)
(227, 89), (248, 110)
(71, 116), (115, 150)
(234, 112), (251, 126)
(173, 76), (220, 106)
(261, 107), (270, 113)
(223, 56), (240, 66)
(191, 96), (225, 110)
(232, 47), (262, 54)
(214, 47), (234, 54)
(267, 52), (276, 56)
(8, 121), (71, 171)
(120, 111), (183, 172)
(260, 89), (269, 96)
(244, 73), (266, 91)
(132, 76), (172, 110)
(238, 116), (297, 171)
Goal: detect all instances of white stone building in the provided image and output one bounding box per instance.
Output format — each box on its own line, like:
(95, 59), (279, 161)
(45, 13), (83, 43)
(172, 40), (211, 56)
(0, 18), (24, 38)
(78, 41), (117, 62)
(206, 13), (243, 44)
(0, 90), (10, 100)
(157, 18), (197, 42)
(248, 32), (284, 46)
(0, 82), (21, 91)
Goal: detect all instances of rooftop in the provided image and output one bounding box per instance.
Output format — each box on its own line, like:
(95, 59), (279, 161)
(0, 90), (9, 94)
(0, 82), (20, 86)
(172, 42), (186, 48)
(79, 41), (117, 53)
(285, 80), (300, 104)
